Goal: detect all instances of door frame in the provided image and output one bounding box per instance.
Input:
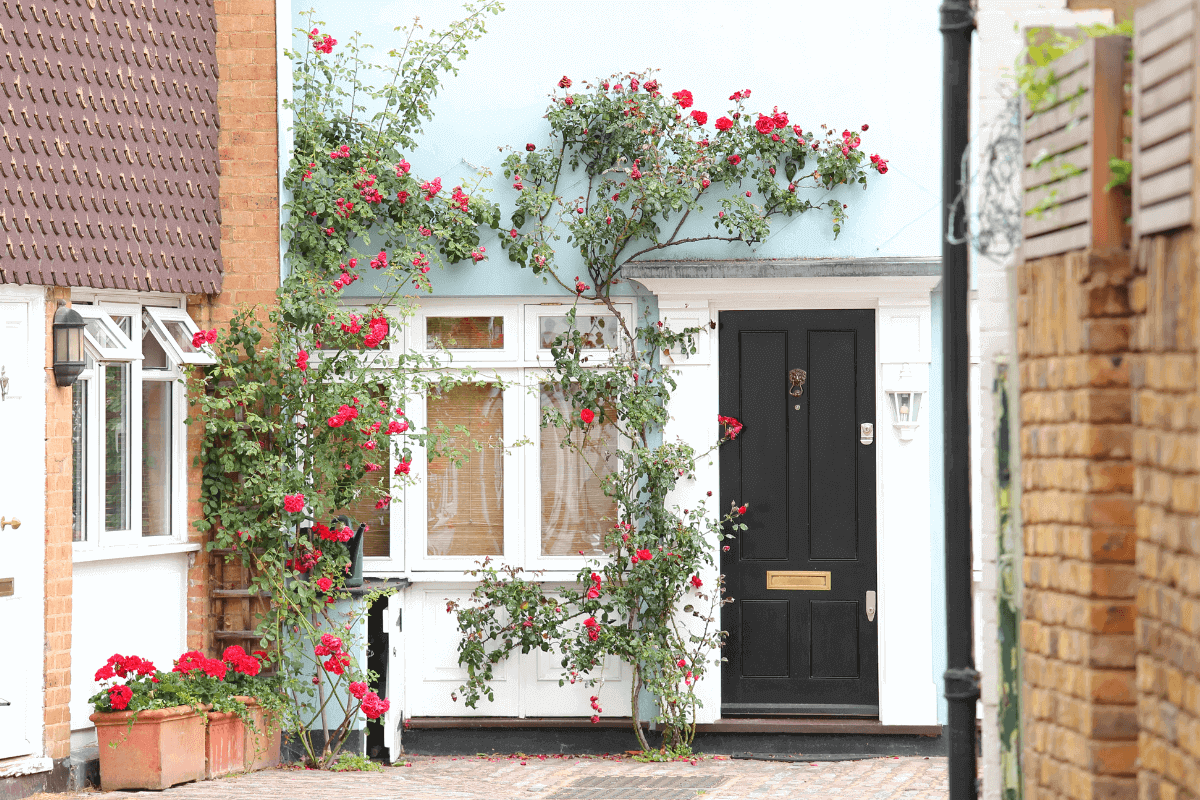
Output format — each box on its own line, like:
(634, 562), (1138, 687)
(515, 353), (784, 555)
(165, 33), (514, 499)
(631, 273), (941, 727)
(0, 284), (48, 767)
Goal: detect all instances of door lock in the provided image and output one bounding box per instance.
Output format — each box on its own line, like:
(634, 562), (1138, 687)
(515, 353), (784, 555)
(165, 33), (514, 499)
(0, 517), (20, 531)
(859, 423), (874, 445)
(866, 590), (876, 622)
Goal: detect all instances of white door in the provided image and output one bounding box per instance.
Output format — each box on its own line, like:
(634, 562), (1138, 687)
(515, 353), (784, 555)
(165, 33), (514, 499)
(0, 290), (46, 758)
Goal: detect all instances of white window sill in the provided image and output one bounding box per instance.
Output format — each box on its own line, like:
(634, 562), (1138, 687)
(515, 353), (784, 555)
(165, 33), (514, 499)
(369, 570), (591, 583)
(72, 541), (202, 564)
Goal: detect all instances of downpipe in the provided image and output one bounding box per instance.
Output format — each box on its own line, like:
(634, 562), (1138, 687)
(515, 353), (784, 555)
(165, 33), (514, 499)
(939, 1), (979, 799)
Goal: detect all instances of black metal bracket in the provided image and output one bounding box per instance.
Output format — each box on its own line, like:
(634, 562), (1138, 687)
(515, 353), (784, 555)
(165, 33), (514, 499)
(938, 0), (976, 33)
(943, 667), (981, 701)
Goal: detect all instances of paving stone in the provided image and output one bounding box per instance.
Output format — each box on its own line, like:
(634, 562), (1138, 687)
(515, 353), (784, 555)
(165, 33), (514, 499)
(43, 753), (947, 800)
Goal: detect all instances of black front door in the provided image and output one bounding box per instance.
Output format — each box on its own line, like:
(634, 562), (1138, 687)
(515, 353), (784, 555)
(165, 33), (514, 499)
(719, 310), (878, 716)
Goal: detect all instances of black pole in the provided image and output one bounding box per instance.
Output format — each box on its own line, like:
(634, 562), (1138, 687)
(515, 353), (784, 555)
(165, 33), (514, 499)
(940, 1), (978, 798)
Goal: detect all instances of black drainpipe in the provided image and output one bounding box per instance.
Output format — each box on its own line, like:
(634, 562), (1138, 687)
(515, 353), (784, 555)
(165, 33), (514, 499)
(939, 1), (978, 798)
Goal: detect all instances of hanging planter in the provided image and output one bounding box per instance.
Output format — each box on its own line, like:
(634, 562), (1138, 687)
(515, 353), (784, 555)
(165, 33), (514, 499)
(90, 705), (206, 791)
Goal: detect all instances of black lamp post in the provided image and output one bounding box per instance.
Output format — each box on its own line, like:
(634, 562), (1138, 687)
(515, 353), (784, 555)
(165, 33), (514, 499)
(52, 300), (85, 387)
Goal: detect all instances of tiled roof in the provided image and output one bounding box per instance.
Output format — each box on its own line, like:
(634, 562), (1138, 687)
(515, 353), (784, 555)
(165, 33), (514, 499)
(0, 0), (222, 294)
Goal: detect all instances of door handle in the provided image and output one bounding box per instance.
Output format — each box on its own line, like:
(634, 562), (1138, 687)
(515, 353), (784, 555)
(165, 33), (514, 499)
(866, 590), (876, 622)
(0, 517), (20, 531)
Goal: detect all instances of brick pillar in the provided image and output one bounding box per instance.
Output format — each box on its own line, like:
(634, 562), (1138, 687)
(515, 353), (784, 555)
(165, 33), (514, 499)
(1130, 229), (1200, 800)
(43, 287), (74, 761)
(1018, 248), (1138, 800)
(184, 0), (281, 654)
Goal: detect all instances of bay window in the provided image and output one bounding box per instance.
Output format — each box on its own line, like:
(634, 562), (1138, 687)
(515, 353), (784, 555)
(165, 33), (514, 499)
(71, 295), (213, 553)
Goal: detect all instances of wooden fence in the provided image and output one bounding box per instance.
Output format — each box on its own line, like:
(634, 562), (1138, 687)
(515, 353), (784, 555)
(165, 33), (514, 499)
(1132, 0), (1198, 243)
(1022, 36), (1131, 259)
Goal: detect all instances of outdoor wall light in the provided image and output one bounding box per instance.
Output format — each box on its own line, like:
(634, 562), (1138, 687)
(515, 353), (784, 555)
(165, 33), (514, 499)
(52, 300), (86, 387)
(885, 363), (925, 441)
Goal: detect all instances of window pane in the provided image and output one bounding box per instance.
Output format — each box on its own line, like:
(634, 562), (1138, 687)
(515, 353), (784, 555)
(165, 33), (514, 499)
(426, 316), (504, 349)
(163, 319), (202, 355)
(427, 383), (503, 556)
(104, 364), (130, 531)
(72, 381), (87, 542)
(142, 327), (170, 370)
(141, 380), (172, 537)
(540, 385), (618, 556)
(538, 314), (617, 350)
(338, 468), (391, 557)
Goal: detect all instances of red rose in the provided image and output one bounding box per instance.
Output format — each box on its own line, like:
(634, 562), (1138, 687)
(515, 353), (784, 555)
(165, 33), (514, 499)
(643, 79), (658, 93)
(394, 459), (411, 476)
(636, 549), (653, 561)
(671, 89), (693, 108)
(727, 154), (741, 166)
(690, 575), (703, 588)
(690, 110), (708, 125)
(526, 143), (536, 151)
(107, 685), (133, 711)
(714, 117), (733, 132)
(773, 111), (789, 129)
(558, 75), (572, 88)
(350, 681), (369, 699)
(283, 493), (305, 513)
(580, 408), (595, 424)
(563, 95), (573, 106)
(295, 349), (309, 371)
(738, 504), (748, 515)
(862, 124), (869, 131)
(317, 577), (332, 592)
(754, 115), (775, 135)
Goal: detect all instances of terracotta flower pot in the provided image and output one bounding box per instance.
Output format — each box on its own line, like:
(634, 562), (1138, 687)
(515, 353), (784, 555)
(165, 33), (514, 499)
(235, 696), (281, 771)
(204, 708), (246, 779)
(90, 705), (206, 791)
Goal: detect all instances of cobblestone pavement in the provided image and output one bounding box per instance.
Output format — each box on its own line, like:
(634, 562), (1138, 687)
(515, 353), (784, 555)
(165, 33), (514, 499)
(42, 753), (948, 800)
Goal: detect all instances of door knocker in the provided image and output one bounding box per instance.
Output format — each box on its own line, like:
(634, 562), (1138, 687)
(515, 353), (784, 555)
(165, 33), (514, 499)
(789, 368), (807, 397)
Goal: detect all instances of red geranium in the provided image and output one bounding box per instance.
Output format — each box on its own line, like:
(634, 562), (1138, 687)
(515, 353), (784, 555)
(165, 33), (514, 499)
(107, 685), (133, 711)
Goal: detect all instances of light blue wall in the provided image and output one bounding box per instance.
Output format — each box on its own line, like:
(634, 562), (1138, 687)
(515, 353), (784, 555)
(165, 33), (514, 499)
(290, 0), (943, 295)
(929, 285), (947, 725)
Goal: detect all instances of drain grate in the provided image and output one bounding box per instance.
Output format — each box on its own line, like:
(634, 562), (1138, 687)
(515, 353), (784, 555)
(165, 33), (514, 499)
(545, 775), (728, 799)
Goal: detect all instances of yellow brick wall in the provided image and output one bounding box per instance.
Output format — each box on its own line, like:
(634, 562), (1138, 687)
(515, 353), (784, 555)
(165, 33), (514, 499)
(1130, 229), (1200, 800)
(1018, 248), (1139, 800)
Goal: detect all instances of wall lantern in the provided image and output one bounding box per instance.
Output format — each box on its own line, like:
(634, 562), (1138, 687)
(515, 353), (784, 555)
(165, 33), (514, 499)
(885, 363), (925, 441)
(52, 300), (86, 387)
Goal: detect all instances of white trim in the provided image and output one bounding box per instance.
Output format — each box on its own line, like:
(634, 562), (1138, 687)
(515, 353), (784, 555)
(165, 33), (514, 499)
(144, 307), (218, 366)
(277, 0), (294, 284)
(74, 306), (139, 363)
(639, 274), (941, 727)
(415, 303), (518, 363)
(0, 756), (53, 779)
(70, 541), (202, 564)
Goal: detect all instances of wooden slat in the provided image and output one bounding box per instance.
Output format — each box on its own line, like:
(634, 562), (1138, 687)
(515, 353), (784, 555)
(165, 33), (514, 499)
(214, 630), (261, 639)
(1139, 194), (1193, 234)
(1023, 173), (1092, 213)
(1050, 45), (1093, 86)
(1140, 131), (1193, 178)
(1024, 145), (1091, 190)
(1142, 99), (1195, 148)
(1142, 70), (1195, 119)
(1140, 163), (1194, 206)
(1025, 118), (1093, 166)
(1025, 97), (1092, 141)
(212, 589), (273, 598)
(1023, 224), (1091, 259)
(1139, 8), (1196, 60)
(1027, 70), (1094, 122)
(1024, 196), (1092, 237)
(1143, 39), (1196, 88)
(1136, 0), (1195, 39)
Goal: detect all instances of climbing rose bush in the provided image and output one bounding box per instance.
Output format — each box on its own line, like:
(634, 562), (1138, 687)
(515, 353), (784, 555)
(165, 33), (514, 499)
(454, 72), (884, 757)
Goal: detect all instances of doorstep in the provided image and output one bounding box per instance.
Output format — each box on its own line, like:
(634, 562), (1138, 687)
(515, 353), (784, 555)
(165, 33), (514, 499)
(405, 717), (940, 736)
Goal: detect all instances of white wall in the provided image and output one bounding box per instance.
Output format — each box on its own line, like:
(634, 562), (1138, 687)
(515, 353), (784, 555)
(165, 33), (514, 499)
(70, 554), (190, 734)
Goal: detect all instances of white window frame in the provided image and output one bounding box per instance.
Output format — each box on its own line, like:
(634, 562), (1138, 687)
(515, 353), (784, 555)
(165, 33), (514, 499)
(143, 306), (218, 366)
(74, 306), (140, 363)
(70, 292), (197, 558)
(379, 298), (634, 579)
(404, 370), (523, 573)
(416, 303), (518, 364)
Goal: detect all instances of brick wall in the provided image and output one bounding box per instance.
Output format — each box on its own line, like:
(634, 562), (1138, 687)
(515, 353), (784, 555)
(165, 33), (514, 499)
(1018, 247), (1139, 800)
(183, 0), (281, 654)
(43, 287), (73, 761)
(1131, 229), (1200, 800)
